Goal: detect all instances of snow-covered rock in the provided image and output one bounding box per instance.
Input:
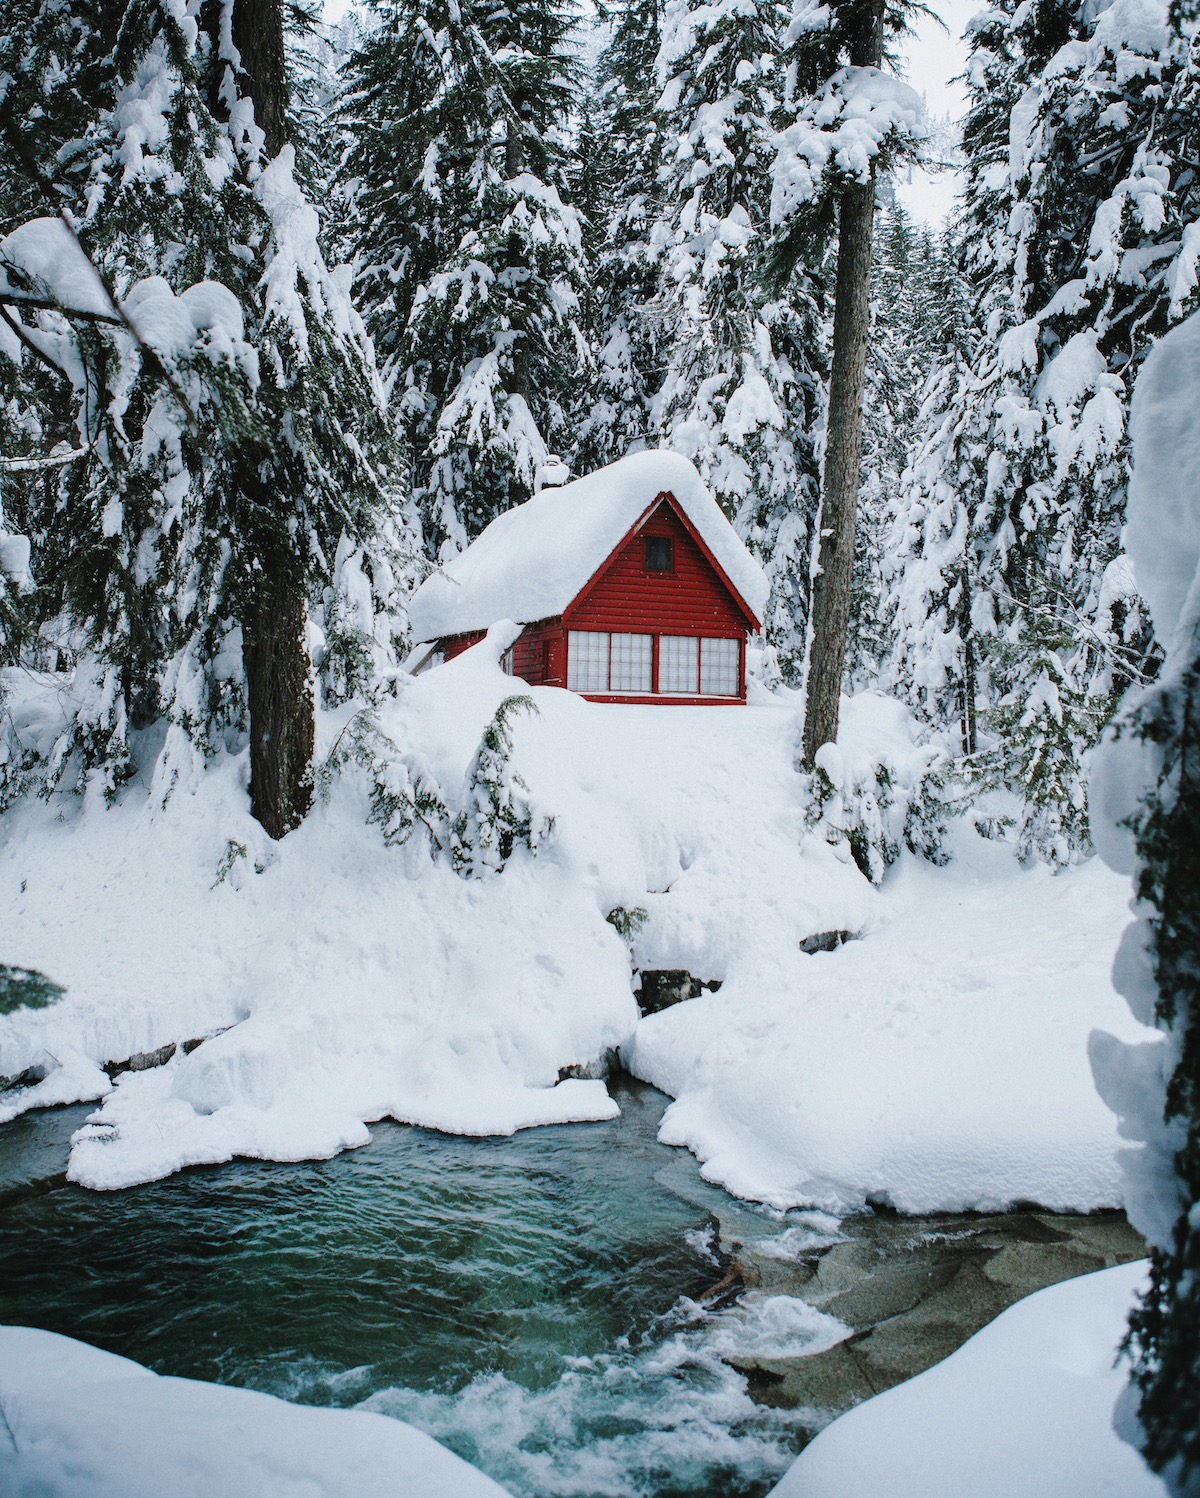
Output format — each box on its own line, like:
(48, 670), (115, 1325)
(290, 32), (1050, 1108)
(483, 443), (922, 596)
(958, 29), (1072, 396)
(0, 1326), (510, 1498)
(768, 1262), (1167, 1498)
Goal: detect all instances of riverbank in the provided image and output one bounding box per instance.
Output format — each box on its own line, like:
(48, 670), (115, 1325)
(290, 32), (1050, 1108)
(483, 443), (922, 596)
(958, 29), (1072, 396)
(1, 653), (1159, 1221)
(0, 1081), (1151, 1498)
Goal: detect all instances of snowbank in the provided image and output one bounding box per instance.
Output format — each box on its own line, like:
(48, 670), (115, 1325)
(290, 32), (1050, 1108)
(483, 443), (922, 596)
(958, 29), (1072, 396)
(0, 652), (1150, 1209)
(624, 694), (1152, 1214)
(407, 449), (769, 641)
(767, 1261), (1166, 1498)
(0, 1326), (510, 1498)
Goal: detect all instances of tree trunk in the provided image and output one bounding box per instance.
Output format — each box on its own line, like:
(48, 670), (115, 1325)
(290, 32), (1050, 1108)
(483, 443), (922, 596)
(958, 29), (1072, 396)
(243, 588), (314, 839)
(232, 0), (287, 159)
(802, 0), (885, 769)
(230, 0), (315, 838)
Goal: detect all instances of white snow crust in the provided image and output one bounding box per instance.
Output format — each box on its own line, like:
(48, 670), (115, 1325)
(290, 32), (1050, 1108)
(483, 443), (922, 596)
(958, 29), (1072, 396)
(0, 647), (1151, 1212)
(1089, 311), (1200, 1252)
(767, 1261), (1167, 1498)
(406, 450), (769, 642)
(0, 1326), (509, 1498)
(623, 698), (1151, 1213)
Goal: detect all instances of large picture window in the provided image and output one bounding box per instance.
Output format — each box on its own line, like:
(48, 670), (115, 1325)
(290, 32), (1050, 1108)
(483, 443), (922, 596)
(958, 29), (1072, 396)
(568, 631), (740, 696)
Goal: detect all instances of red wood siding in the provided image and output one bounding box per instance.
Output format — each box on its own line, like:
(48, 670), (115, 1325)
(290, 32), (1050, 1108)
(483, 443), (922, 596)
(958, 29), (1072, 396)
(440, 618), (565, 687)
(442, 631), (484, 662)
(565, 499), (748, 639)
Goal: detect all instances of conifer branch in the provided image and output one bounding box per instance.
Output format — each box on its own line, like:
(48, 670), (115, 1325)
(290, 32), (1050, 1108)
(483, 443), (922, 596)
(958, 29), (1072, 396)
(0, 98), (200, 434)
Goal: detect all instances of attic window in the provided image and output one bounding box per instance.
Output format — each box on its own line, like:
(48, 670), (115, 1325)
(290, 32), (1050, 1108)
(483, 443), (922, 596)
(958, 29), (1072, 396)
(644, 536), (673, 572)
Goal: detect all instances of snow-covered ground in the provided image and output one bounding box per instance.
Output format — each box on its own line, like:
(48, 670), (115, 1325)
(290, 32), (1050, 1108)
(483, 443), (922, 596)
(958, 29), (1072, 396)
(0, 1325), (509, 1497)
(626, 781), (1144, 1213)
(767, 1260), (1167, 1498)
(0, 640), (1157, 1207)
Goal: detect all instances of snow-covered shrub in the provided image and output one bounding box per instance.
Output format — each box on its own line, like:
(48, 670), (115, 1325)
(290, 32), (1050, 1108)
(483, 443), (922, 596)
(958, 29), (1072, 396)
(800, 737), (950, 885)
(452, 696), (554, 877)
(0, 964), (63, 1017)
(321, 707), (454, 857)
(979, 632), (1110, 868)
(1089, 312), (1200, 1489)
(322, 694), (551, 878)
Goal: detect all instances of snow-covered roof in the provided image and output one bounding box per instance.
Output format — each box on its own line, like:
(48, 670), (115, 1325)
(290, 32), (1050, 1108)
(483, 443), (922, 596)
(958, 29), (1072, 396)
(408, 450), (769, 642)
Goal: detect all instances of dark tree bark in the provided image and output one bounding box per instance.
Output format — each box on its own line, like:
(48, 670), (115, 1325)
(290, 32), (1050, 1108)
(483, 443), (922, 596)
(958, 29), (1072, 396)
(802, 0), (885, 769)
(232, 0), (287, 159)
(243, 587), (314, 839)
(230, 0), (315, 838)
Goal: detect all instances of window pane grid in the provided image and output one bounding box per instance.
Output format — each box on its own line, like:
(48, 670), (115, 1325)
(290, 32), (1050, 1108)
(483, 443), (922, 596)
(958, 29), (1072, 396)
(567, 631), (608, 692)
(659, 635), (698, 694)
(568, 631), (739, 696)
(610, 633), (652, 693)
(700, 637), (739, 696)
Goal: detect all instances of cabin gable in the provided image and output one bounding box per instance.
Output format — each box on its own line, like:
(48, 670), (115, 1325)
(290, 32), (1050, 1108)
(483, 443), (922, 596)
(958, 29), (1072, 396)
(566, 494), (754, 638)
(430, 489), (759, 703)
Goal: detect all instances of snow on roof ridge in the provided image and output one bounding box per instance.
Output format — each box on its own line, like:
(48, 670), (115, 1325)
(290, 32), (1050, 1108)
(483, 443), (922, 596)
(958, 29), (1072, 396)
(408, 449), (769, 644)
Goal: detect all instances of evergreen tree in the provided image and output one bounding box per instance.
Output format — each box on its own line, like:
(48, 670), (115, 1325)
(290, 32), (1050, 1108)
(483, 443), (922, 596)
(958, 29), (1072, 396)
(888, 0), (1195, 860)
(341, 0), (590, 556)
(0, 0), (397, 835)
(651, 0), (826, 682)
(848, 205), (939, 688)
(574, 0), (665, 472)
(764, 0), (923, 759)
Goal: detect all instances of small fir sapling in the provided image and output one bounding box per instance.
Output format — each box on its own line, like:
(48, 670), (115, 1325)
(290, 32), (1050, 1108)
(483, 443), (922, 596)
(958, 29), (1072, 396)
(0, 964), (64, 1016)
(453, 695), (553, 875)
(321, 694), (550, 876)
(800, 736), (950, 884)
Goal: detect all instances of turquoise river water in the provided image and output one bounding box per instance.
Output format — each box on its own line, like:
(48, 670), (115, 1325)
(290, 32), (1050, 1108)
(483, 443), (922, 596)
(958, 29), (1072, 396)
(0, 1080), (840, 1498)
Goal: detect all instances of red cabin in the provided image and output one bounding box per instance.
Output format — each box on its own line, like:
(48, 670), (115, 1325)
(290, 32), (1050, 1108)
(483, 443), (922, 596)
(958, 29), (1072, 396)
(407, 451), (768, 704)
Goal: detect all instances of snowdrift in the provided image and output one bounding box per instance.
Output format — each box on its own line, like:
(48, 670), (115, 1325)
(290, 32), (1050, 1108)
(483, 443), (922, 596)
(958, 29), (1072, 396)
(0, 639), (1155, 1211)
(0, 1326), (509, 1498)
(768, 1261), (1166, 1498)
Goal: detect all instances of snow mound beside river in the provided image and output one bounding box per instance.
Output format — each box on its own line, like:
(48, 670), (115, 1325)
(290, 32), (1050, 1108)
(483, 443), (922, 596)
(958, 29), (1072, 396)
(0, 1325), (511, 1498)
(0, 640), (1157, 1209)
(768, 1261), (1167, 1498)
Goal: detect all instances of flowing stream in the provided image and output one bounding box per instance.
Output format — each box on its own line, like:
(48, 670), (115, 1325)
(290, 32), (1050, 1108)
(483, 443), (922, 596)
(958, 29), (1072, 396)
(0, 1080), (846, 1498)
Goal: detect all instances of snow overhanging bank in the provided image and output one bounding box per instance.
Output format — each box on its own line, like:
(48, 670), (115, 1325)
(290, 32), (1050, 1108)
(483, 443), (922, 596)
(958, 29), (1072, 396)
(766, 1261), (1167, 1498)
(621, 695), (1150, 1215)
(1, 650), (1152, 1209)
(0, 1326), (510, 1498)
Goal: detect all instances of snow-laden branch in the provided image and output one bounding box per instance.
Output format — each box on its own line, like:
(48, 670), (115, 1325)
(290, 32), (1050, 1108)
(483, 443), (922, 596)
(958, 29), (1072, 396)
(770, 66), (925, 226)
(0, 447), (89, 472)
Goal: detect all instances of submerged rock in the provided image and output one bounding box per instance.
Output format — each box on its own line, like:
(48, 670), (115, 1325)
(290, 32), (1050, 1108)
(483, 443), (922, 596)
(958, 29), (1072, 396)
(721, 1208), (1145, 1416)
